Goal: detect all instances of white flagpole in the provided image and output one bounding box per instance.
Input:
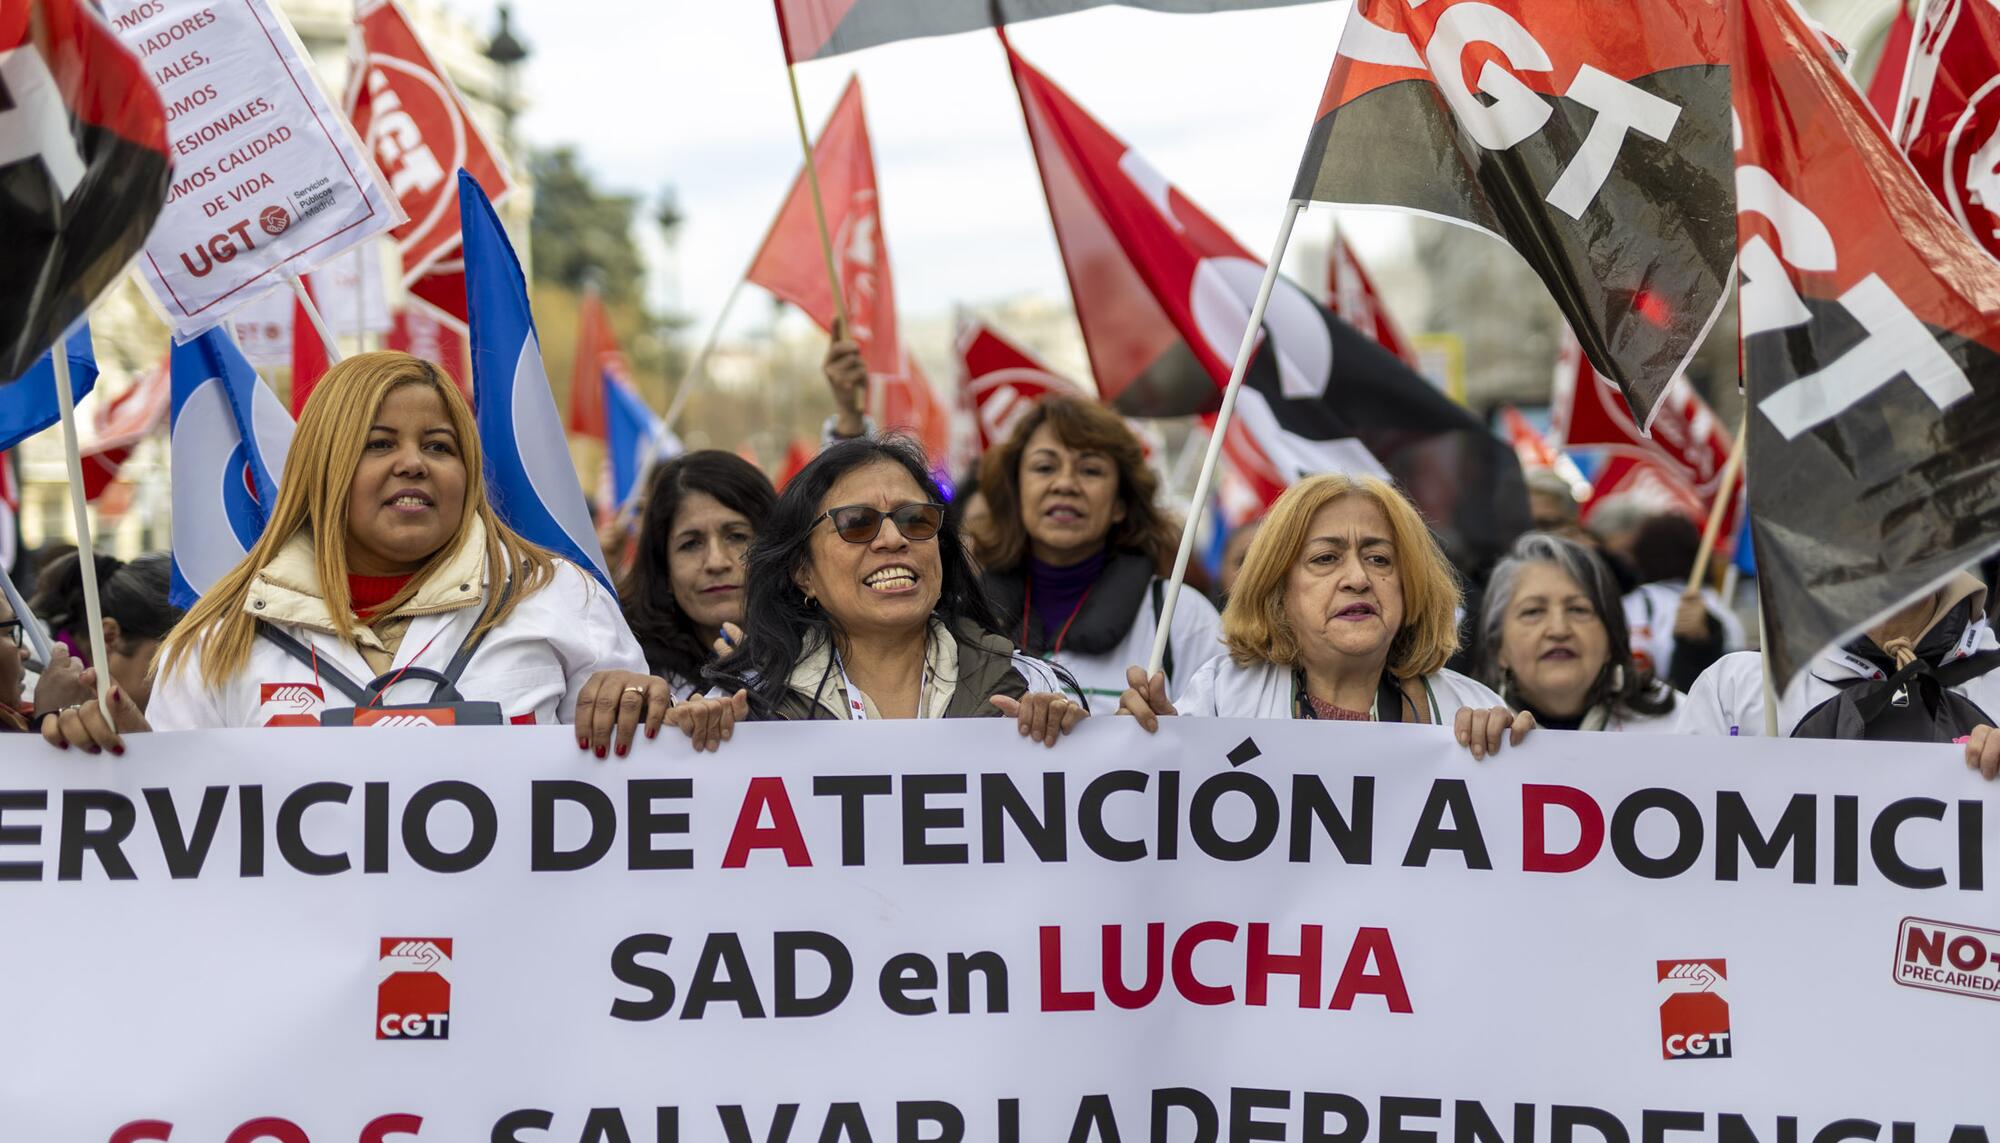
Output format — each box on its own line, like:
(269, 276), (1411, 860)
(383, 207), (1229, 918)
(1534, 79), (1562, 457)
(49, 348), (114, 714)
(352, 245), (368, 353)
(1148, 198), (1305, 675)
(287, 269), (345, 364)
(1759, 586), (1780, 737)
(662, 277), (747, 432)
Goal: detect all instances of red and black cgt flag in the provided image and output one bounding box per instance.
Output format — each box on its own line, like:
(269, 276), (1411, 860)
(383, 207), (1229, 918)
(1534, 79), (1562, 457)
(1735, 0), (2000, 692)
(1291, 0), (1732, 427)
(1010, 44), (1527, 569)
(775, 0), (1321, 62)
(0, 0), (171, 381)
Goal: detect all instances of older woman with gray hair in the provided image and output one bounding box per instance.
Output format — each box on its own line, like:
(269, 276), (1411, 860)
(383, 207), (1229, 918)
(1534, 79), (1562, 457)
(1476, 532), (1679, 732)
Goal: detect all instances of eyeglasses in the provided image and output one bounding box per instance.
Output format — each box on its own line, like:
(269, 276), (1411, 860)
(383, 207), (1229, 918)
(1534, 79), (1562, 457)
(0, 619), (23, 649)
(817, 502), (946, 544)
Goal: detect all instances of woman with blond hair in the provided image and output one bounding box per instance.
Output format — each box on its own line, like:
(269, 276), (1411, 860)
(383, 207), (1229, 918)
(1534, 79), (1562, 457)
(974, 396), (1221, 713)
(1118, 474), (1532, 759)
(42, 352), (671, 755)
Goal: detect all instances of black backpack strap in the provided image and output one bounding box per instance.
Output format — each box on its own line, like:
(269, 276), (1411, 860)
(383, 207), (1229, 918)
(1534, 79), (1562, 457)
(352, 576), (516, 707)
(254, 622), (371, 705)
(1150, 578), (1175, 683)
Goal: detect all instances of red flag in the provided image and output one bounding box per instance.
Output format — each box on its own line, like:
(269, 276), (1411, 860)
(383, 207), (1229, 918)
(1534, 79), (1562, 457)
(387, 305), (467, 394)
(1550, 326), (1734, 536)
(1890, 0), (2000, 264)
(1734, 0), (2000, 688)
(291, 280), (330, 417)
(1500, 405), (1561, 473)
(1007, 41), (1527, 565)
(568, 289), (615, 440)
(1325, 234), (1418, 368)
(746, 78), (902, 382)
(875, 354), (951, 468)
(777, 438), (816, 490)
(1292, 0), (1732, 427)
(345, 0), (512, 325)
(956, 320), (1084, 451)
(1, 0), (171, 379)
(80, 358), (169, 499)
(1867, 3), (1917, 124)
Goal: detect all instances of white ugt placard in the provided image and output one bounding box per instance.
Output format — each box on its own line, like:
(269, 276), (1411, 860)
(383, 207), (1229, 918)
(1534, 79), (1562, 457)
(109, 0), (401, 340)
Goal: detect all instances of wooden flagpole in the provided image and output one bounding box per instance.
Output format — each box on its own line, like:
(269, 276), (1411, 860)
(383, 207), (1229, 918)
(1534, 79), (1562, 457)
(1147, 198), (1306, 675)
(663, 278), (747, 433)
(783, 64), (849, 332)
(1684, 413), (1748, 595)
(49, 347), (113, 714)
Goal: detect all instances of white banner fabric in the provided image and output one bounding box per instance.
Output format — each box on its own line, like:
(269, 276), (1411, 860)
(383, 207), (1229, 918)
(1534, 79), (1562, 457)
(110, 0), (400, 340)
(227, 243), (394, 365)
(0, 720), (1993, 1141)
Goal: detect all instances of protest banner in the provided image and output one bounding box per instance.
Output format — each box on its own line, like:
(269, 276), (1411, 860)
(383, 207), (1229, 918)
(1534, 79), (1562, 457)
(0, 719), (1991, 1139)
(108, 0), (399, 340)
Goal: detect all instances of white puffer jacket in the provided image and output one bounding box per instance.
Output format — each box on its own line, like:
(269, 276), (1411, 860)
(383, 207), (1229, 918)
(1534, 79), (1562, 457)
(1173, 653), (1508, 723)
(151, 522), (645, 729)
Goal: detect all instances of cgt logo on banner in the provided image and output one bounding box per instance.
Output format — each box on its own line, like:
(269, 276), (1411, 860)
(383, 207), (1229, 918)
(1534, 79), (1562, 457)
(377, 938), (451, 1040)
(1657, 958), (1732, 1060)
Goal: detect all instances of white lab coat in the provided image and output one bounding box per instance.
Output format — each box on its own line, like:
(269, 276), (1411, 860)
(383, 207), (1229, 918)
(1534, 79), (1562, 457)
(1173, 653), (1508, 723)
(151, 530), (644, 729)
(1054, 579), (1223, 715)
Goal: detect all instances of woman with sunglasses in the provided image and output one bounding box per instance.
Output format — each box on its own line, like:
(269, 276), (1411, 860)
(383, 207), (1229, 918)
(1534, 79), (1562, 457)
(666, 437), (1086, 748)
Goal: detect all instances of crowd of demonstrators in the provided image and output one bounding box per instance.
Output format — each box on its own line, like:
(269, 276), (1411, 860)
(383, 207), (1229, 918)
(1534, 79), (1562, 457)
(11, 339), (1998, 782)
(972, 396), (1222, 714)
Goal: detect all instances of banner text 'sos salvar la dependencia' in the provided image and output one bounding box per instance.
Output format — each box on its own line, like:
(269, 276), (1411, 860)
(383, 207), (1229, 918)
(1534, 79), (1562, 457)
(0, 720), (1992, 1140)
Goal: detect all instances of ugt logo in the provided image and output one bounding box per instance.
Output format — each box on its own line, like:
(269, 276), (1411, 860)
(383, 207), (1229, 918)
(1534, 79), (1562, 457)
(377, 938), (452, 1040)
(1657, 959), (1731, 1060)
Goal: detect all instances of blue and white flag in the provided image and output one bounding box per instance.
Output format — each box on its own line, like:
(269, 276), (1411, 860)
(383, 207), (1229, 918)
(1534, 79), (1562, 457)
(603, 375), (681, 512)
(168, 328), (295, 609)
(458, 170), (614, 593)
(0, 327), (97, 451)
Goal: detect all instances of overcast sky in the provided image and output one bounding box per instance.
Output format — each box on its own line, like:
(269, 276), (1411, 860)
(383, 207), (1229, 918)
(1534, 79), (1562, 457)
(444, 0), (1404, 338)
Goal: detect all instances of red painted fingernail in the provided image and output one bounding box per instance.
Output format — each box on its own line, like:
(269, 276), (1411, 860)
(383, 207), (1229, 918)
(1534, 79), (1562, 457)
(647, 726), (659, 739)
(56, 741), (67, 751)
(595, 746), (606, 759)
(616, 742), (629, 758)
(86, 745), (100, 755)
(577, 739), (589, 750)
(111, 687), (121, 703)
(109, 745), (124, 757)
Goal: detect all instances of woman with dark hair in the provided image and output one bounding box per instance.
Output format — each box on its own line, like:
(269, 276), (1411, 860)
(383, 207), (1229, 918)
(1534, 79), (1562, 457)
(1476, 533), (1678, 732)
(620, 451), (776, 697)
(974, 396), (1221, 714)
(667, 436), (1086, 748)
(29, 552), (184, 712)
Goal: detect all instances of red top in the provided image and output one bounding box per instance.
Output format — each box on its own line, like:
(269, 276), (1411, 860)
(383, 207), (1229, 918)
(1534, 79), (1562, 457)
(348, 574), (414, 619)
(1304, 695), (1371, 722)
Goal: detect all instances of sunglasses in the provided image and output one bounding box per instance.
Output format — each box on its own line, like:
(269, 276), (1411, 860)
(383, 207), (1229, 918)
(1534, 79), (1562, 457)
(817, 502), (946, 544)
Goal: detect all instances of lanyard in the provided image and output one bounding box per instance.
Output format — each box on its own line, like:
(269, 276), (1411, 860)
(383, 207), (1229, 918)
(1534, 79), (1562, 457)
(833, 652), (929, 721)
(1293, 669), (1441, 724)
(1022, 578), (1095, 658)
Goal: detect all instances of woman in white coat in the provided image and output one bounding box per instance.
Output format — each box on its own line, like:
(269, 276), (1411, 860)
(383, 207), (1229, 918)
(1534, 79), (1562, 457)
(1475, 532), (1680, 732)
(973, 396), (1221, 714)
(42, 352), (670, 756)
(1679, 572), (2000, 778)
(1119, 474), (1530, 759)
